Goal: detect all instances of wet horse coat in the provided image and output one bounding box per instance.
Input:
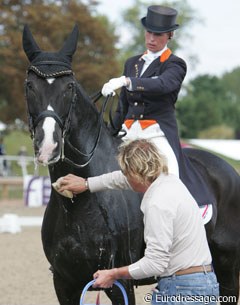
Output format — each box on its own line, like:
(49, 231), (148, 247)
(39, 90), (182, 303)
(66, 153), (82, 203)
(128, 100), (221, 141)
(22, 25), (240, 305)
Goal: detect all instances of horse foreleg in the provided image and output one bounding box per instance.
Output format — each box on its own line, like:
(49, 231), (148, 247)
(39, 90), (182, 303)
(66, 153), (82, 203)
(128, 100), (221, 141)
(105, 280), (135, 305)
(217, 270), (239, 305)
(210, 244), (239, 305)
(216, 268), (239, 305)
(53, 270), (80, 305)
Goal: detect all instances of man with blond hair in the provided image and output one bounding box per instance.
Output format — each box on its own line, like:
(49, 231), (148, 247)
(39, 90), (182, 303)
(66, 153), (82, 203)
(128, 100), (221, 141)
(57, 139), (219, 304)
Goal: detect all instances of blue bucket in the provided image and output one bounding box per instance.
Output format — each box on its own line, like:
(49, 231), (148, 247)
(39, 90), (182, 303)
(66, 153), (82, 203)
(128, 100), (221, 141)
(79, 280), (129, 305)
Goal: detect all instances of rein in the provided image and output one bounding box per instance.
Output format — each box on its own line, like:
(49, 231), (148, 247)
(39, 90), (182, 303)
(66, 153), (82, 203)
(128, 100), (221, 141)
(62, 93), (111, 168)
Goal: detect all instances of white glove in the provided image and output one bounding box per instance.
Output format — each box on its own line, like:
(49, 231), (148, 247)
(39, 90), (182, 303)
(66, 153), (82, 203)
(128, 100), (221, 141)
(101, 76), (128, 97)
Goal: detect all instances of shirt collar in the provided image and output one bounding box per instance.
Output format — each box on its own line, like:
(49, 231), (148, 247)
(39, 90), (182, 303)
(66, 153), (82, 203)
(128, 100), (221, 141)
(146, 45), (168, 59)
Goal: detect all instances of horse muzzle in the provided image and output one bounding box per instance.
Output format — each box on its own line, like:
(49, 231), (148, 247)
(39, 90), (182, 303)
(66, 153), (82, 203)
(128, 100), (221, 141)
(34, 137), (61, 166)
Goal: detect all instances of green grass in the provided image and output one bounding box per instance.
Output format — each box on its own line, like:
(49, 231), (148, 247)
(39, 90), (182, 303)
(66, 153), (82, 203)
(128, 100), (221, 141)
(3, 130), (48, 177)
(4, 130), (33, 156)
(0, 130), (49, 199)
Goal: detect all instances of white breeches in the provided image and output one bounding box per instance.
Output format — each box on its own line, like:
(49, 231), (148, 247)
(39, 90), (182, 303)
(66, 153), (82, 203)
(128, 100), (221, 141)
(122, 121), (179, 177)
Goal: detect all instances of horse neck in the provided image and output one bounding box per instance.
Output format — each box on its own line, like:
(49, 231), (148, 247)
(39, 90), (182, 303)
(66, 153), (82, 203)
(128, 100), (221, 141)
(65, 85), (120, 170)
(70, 86), (101, 143)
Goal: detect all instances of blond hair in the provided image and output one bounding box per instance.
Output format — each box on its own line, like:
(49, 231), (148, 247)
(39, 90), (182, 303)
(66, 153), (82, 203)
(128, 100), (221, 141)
(118, 139), (168, 185)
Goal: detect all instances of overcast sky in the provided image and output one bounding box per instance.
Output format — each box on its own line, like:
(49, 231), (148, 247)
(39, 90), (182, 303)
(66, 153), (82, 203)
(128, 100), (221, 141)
(96, 0), (240, 81)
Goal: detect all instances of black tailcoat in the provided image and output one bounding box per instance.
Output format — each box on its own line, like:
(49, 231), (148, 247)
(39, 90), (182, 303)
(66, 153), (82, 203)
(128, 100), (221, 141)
(112, 51), (214, 205)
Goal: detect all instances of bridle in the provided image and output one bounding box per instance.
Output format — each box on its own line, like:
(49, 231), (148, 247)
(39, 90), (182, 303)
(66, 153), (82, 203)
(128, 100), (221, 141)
(25, 66), (111, 168)
(25, 63), (76, 140)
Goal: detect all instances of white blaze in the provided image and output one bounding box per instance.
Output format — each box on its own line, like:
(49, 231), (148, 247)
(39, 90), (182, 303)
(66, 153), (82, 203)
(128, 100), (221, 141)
(47, 78), (55, 84)
(38, 105), (58, 165)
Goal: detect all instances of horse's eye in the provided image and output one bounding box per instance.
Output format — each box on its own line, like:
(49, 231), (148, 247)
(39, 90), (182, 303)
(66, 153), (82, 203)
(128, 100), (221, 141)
(67, 83), (73, 90)
(27, 81), (33, 90)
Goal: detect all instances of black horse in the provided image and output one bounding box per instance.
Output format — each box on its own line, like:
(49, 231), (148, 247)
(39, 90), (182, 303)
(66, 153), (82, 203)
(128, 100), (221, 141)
(23, 25), (240, 305)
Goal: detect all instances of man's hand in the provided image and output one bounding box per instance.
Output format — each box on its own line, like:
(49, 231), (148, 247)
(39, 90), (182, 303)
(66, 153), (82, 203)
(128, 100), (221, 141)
(92, 266), (131, 288)
(93, 269), (118, 288)
(52, 174), (88, 197)
(101, 76), (128, 97)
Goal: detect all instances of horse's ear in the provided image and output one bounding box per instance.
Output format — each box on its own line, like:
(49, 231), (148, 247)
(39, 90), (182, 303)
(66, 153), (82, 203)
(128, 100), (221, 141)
(59, 24), (79, 61)
(22, 25), (41, 62)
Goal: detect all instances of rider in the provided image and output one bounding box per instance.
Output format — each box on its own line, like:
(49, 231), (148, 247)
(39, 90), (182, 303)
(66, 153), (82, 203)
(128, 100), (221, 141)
(100, 5), (214, 206)
(103, 5), (183, 177)
(56, 5), (214, 206)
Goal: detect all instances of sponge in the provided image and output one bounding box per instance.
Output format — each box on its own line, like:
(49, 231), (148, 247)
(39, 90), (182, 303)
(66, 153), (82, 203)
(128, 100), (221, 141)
(52, 178), (73, 199)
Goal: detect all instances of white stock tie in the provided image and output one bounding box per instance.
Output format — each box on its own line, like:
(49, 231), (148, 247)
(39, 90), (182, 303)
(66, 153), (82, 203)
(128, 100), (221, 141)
(142, 53), (158, 65)
(141, 52), (159, 75)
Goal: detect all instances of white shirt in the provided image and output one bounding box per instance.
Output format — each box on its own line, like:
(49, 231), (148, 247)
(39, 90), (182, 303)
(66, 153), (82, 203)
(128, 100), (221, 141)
(140, 45), (168, 75)
(88, 172), (212, 280)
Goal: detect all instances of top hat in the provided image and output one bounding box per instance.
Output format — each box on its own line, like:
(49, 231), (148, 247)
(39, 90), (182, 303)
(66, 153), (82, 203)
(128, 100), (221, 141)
(141, 5), (179, 33)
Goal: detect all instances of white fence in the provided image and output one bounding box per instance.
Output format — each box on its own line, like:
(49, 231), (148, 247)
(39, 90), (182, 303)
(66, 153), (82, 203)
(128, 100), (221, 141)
(0, 155), (51, 206)
(0, 155), (35, 176)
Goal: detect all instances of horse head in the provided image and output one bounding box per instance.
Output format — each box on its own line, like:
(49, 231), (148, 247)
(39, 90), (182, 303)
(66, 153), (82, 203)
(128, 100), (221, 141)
(23, 25), (79, 165)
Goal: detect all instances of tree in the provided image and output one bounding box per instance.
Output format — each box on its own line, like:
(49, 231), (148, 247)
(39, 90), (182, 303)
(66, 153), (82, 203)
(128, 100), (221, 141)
(0, 0), (120, 123)
(177, 72), (240, 139)
(221, 67), (240, 138)
(177, 75), (227, 138)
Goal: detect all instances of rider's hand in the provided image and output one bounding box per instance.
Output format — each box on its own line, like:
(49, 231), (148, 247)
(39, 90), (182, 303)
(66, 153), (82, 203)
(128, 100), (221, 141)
(101, 76), (128, 97)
